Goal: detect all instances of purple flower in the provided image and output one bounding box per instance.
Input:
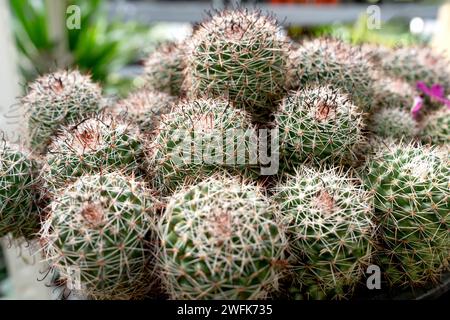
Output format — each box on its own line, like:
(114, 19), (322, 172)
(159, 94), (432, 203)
(416, 81), (450, 108)
(411, 95), (424, 120)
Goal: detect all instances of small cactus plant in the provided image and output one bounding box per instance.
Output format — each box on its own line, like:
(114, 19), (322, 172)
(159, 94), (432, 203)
(369, 107), (418, 141)
(185, 9), (289, 121)
(419, 108), (450, 146)
(158, 175), (287, 299)
(287, 39), (375, 113)
(44, 116), (144, 191)
(22, 70), (104, 153)
(276, 86), (365, 169)
(40, 172), (158, 300)
(372, 76), (415, 111)
(114, 88), (175, 134)
(364, 141), (449, 288)
(144, 42), (185, 97)
(146, 99), (260, 194)
(0, 142), (40, 240)
(274, 166), (375, 300)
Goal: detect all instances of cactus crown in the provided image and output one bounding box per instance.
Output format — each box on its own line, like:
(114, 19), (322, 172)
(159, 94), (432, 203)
(185, 9), (289, 121)
(44, 115), (143, 191)
(277, 85), (365, 168)
(40, 172), (157, 300)
(274, 166), (375, 299)
(22, 70), (103, 153)
(158, 174), (287, 300)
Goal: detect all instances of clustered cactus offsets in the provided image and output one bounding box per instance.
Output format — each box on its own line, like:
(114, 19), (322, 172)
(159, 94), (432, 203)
(1, 8), (449, 300)
(22, 70), (104, 153)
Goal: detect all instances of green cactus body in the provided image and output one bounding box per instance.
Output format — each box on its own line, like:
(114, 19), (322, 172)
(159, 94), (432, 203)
(40, 172), (157, 300)
(158, 175), (287, 299)
(22, 70), (103, 153)
(147, 99), (260, 194)
(372, 76), (415, 111)
(369, 107), (418, 141)
(287, 39), (375, 113)
(365, 142), (449, 287)
(274, 166), (374, 300)
(44, 116), (143, 191)
(185, 10), (289, 121)
(381, 47), (450, 93)
(420, 109), (450, 146)
(277, 86), (365, 169)
(114, 89), (175, 134)
(0, 143), (40, 239)
(144, 42), (185, 96)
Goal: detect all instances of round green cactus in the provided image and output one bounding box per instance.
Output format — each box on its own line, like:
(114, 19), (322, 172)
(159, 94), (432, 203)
(44, 116), (144, 191)
(381, 46), (450, 92)
(114, 88), (175, 134)
(419, 109), (450, 146)
(158, 175), (287, 300)
(372, 76), (415, 111)
(185, 9), (289, 121)
(22, 70), (104, 153)
(0, 142), (40, 240)
(287, 39), (375, 113)
(369, 107), (418, 141)
(274, 166), (374, 300)
(40, 172), (158, 300)
(276, 86), (366, 169)
(146, 99), (260, 194)
(364, 142), (449, 288)
(144, 42), (185, 97)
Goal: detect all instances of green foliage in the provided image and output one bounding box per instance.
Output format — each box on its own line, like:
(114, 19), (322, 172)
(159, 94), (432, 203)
(10, 0), (151, 95)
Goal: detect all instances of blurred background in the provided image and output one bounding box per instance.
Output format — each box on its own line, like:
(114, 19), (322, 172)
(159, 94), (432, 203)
(0, 0), (449, 299)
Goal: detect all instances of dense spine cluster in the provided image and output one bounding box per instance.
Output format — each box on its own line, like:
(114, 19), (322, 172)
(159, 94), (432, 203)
(114, 89), (175, 134)
(144, 42), (185, 97)
(185, 10), (289, 121)
(419, 109), (450, 146)
(277, 86), (365, 168)
(40, 172), (158, 300)
(44, 116), (143, 191)
(22, 70), (103, 153)
(146, 99), (259, 194)
(369, 107), (418, 141)
(274, 167), (375, 299)
(158, 175), (287, 299)
(365, 142), (449, 287)
(0, 143), (40, 240)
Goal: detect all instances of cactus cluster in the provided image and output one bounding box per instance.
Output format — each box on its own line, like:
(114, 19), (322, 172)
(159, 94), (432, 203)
(364, 142), (449, 287)
(40, 172), (158, 300)
(185, 9), (289, 121)
(287, 39), (375, 113)
(146, 98), (259, 194)
(277, 85), (365, 169)
(114, 89), (175, 134)
(144, 42), (185, 97)
(158, 175), (286, 299)
(43, 116), (144, 191)
(0, 142), (40, 240)
(1, 8), (449, 301)
(274, 167), (375, 299)
(22, 70), (103, 153)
